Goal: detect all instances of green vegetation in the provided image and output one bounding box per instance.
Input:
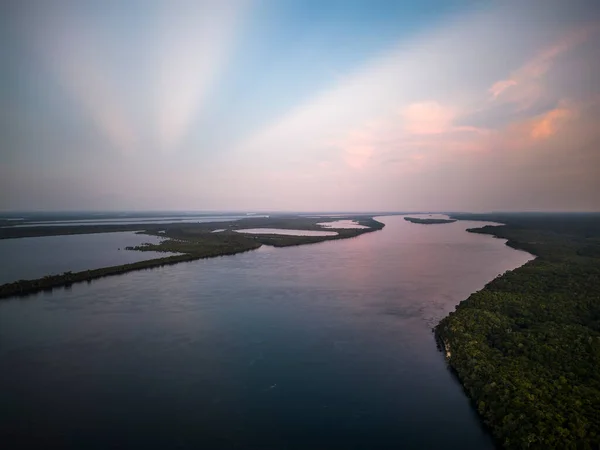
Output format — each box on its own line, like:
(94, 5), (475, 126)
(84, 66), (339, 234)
(404, 216), (457, 224)
(0, 216), (385, 299)
(436, 213), (600, 449)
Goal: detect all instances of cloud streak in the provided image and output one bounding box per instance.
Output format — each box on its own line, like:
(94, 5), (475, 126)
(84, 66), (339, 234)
(156, 1), (247, 152)
(489, 22), (600, 110)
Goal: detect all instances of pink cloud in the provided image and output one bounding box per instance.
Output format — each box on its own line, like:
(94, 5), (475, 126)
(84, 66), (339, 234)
(522, 24), (598, 78)
(529, 108), (574, 140)
(488, 102), (579, 152)
(344, 144), (375, 169)
(489, 23), (599, 109)
(489, 79), (517, 98)
(225, 6), (600, 212)
(328, 103), (490, 177)
(402, 102), (456, 135)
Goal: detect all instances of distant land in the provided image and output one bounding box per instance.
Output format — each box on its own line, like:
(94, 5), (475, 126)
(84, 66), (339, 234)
(404, 217), (457, 224)
(0, 215), (385, 299)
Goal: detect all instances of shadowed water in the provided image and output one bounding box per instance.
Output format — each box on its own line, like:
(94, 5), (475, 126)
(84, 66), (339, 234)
(0, 216), (533, 449)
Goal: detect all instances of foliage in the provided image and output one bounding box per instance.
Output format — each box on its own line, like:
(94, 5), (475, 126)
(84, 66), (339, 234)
(436, 213), (600, 449)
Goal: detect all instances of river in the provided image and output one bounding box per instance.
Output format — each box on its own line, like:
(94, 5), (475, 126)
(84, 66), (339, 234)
(0, 216), (533, 449)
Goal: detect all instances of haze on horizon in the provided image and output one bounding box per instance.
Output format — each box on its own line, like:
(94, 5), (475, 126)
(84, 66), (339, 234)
(1, 0), (599, 213)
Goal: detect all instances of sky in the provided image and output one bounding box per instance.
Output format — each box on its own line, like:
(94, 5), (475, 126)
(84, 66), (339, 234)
(1, 0), (599, 212)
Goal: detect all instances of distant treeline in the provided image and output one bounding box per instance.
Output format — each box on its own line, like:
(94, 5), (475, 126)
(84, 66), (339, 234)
(404, 217), (456, 224)
(435, 213), (600, 449)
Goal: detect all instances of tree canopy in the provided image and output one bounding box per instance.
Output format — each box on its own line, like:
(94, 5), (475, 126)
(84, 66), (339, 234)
(436, 213), (600, 449)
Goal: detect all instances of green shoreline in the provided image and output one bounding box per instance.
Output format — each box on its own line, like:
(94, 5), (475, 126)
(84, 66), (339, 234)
(0, 217), (385, 300)
(435, 213), (600, 449)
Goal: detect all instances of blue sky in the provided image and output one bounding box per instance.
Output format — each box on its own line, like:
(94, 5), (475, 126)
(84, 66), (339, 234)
(1, 0), (599, 211)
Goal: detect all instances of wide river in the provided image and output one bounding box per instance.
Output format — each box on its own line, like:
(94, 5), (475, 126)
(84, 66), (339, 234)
(0, 216), (533, 449)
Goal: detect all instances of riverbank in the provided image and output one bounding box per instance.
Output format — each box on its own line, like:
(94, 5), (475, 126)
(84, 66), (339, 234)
(435, 213), (600, 449)
(0, 217), (385, 299)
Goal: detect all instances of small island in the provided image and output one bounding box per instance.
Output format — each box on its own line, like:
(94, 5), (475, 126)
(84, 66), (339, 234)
(404, 217), (457, 224)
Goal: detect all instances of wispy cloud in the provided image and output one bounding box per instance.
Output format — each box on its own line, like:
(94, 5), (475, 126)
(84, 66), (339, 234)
(488, 22), (600, 110)
(529, 107), (575, 140)
(228, 4), (600, 211)
(402, 102), (456, 135)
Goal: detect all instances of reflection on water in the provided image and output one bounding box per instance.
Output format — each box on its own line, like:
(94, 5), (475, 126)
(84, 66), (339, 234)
(0, 232), (173, 284)
(0, 216), (533, 449)
(235, 228), (338, 236)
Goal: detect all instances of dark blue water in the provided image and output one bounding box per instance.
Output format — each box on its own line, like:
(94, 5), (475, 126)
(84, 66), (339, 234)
(0, 232), (174, 284)
(0, 216), (533, 449)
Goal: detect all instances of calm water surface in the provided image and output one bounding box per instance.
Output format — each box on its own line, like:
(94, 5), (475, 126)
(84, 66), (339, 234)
(0, 232), (172, 284)
(0, 216), (533, 449)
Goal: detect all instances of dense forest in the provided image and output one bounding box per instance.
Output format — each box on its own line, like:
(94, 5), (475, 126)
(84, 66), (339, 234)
(436, 213), (600, 449)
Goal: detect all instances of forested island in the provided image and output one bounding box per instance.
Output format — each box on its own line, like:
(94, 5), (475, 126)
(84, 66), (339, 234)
(436, 213), (600, 449)
(0, 216), (384, 299)
(404, 217), (457, 224)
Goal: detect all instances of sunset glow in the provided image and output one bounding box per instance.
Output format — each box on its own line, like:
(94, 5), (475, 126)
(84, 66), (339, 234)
(1, 0), (598, 211)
